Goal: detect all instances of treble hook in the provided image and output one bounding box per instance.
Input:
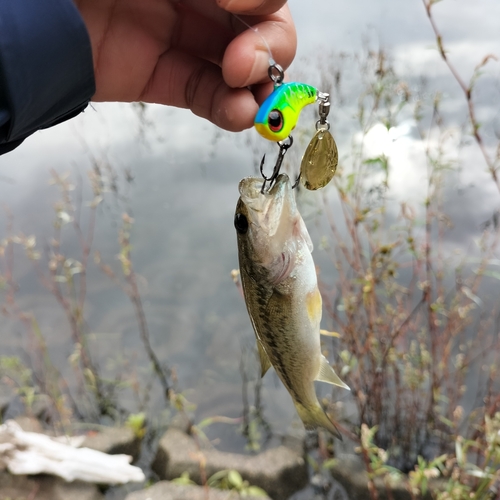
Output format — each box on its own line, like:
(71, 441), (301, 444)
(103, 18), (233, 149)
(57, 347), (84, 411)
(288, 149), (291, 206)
(260, 136), (298, 193)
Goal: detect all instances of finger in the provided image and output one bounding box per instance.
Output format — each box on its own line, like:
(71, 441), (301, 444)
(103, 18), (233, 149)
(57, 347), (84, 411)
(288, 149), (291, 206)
(140, 48), (258, 131)
(217, 0), (288, 16)
(173, 1), (237, 33)
(171, 2), (296, 87)
(222, 5), (296, 88)
(252, 81), (275, 105)
(172, 4), (233, 66)
(178, 0), (287, 33)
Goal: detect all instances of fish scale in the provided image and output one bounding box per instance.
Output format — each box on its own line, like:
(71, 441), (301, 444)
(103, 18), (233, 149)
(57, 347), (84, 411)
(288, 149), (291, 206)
(235, 174), (350, 437)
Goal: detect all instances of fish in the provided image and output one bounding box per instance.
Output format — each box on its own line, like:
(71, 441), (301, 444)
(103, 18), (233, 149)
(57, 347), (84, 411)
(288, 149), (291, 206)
(254, 82), (318, 142)
(234, 174), (349, 438)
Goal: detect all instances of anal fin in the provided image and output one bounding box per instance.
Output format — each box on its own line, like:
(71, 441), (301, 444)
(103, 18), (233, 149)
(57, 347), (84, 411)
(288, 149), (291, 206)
(315, 355), (350, 390)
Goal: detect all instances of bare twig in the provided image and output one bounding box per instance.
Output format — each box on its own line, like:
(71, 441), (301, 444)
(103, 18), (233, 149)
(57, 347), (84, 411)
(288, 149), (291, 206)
(422, 0), (500, 193)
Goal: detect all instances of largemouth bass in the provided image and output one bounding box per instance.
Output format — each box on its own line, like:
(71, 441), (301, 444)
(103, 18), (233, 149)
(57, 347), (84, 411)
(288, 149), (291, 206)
(234, 174), (349, 438)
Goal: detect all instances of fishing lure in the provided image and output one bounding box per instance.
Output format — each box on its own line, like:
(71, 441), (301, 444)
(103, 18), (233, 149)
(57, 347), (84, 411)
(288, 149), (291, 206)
(254, 64), (338, 191)
(254, 82), (317, 142)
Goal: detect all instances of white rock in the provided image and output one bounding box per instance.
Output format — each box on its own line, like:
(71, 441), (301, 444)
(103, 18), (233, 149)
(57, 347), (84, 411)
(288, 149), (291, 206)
(0, 420), (145, 484)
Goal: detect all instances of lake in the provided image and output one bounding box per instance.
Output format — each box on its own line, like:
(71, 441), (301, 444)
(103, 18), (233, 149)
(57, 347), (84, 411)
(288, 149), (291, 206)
(0, 0), (499, 497)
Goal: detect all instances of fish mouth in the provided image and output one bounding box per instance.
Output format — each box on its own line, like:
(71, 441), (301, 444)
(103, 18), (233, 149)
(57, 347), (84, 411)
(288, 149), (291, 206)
(238, 174), (295, 238)
(238, 173), (290, 202)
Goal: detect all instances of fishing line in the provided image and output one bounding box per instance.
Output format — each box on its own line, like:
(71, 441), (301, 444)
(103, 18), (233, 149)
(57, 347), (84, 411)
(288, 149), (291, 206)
(233, 12), (338, 193)
(232, 13), (276, 67)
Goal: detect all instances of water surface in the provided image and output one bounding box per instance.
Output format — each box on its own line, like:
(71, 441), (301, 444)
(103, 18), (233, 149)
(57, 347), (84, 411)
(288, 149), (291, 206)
(0, 0), (499, 497)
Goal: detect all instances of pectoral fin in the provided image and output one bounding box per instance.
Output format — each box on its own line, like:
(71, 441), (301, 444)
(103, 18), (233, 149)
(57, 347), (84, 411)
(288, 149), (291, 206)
(315, 355), (350, 390)
(257, 340), (272, 378)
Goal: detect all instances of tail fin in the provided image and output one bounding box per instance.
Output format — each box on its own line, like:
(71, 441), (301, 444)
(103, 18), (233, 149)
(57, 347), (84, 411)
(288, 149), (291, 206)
(294, 401), (342, 440)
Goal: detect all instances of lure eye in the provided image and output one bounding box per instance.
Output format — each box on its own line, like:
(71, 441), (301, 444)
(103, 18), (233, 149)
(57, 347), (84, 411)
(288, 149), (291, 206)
(268, 109), (283, 133)
(234, 213), (249, 234)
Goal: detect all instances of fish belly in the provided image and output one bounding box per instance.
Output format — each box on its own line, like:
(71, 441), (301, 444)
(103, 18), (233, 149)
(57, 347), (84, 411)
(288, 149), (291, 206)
(265, 254), (322, 402)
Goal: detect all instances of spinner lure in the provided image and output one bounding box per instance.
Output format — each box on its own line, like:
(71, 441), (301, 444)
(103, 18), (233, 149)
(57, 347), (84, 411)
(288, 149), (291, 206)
(254, 63), (338, 192)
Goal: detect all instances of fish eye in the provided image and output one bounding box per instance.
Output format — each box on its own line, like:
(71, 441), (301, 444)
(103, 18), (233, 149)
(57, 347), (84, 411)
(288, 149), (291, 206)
(234, 213), (249, 234)
(268, 109), (283, 133)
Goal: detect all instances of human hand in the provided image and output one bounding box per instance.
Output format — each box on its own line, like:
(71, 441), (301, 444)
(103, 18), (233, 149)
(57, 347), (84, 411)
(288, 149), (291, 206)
(75, 0), (296, 132)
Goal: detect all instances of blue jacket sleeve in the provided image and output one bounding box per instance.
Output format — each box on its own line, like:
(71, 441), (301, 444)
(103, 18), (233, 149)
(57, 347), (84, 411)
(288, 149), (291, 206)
(0, 0), (95, 155)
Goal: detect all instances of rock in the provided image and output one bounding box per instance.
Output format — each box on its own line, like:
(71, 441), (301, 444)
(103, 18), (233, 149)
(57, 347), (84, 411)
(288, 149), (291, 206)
(0, 470), (104, 500)
(83, 425), (141, 462)
(168, 412), (192, 434)
(280, 434), (304, 456)
(152, 428), (307, 499)
(124, 481), (271, 500)
(13, 416), (44, 433)
(330, 454), (438, 500)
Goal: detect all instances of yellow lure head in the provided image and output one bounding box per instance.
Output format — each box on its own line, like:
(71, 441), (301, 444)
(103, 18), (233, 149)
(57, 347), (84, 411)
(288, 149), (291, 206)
(254, 82), (318, 142)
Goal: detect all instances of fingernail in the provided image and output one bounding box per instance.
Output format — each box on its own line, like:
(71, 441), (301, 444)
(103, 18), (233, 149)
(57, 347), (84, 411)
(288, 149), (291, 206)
(221, 0), (262, 13)
(242, 50), (270, 87)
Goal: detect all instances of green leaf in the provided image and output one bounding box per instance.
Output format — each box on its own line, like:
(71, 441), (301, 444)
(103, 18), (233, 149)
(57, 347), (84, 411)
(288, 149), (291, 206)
(438, 415), (454, 428)
(346, 173), (356, 193)
(126, 412), (146, 438)
(455, 439), (464, 466)
(480, 270), (500, 280)
(466, 466), (492, 479)
(228, 470), (243, 489)
(322, 458), (338, 470)
(245, 486), (269, 497)
(207, 470), (229, 487)
(196, 417), (215, 429)
(171, 471), (194, 485)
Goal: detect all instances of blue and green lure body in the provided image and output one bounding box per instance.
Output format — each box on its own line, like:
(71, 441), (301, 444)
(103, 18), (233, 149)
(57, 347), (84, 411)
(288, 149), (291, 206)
(254, 76), (338, 191)
(254, 82), (318, 142)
